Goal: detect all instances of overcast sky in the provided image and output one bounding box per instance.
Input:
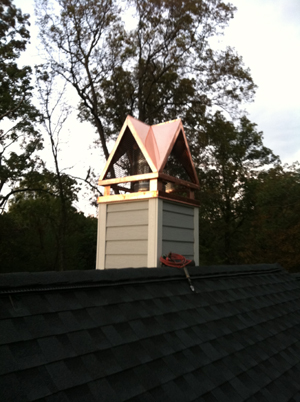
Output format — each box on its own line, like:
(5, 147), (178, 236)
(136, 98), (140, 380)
(221, 0), (300, 165)
(15, 0), (300, 171)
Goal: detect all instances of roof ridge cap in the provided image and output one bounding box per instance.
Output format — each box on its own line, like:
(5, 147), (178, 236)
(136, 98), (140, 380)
(0, 264), (285, 295)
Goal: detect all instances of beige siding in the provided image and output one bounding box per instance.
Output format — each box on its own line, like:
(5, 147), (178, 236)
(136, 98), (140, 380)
(97, 198), (199, 269)
(106, 226), (148, 241)
(162, 211), (194, 229)
(163, 227), (193, 242)
(104, 200), (149, 268)
(105, 255), (147, 269)
(163, 202), (194, 216)
(106, 240), (147, 255)
(106, 209), (148, 227)
(108, 201), (149, 212)
(162, 241), (194, 258)
(162, 201), (195, 260)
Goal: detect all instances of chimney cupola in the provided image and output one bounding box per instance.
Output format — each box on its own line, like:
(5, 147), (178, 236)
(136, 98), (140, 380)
(96, 116), (200, 269)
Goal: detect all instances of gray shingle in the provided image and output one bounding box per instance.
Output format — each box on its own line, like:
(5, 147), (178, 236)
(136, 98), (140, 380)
(1, 264), (300, 401)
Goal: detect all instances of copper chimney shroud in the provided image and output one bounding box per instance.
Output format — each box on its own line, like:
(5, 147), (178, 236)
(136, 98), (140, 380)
(98, 115), (200, 205)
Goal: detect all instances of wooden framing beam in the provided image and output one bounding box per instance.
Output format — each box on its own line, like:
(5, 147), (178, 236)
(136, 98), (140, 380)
(97, 190), (199, 207)
(99, 172), (159, 186)
(99, 172), (199, 190)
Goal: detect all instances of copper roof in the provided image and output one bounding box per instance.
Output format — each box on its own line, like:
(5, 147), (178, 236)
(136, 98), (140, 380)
(100, 116), (199, 185)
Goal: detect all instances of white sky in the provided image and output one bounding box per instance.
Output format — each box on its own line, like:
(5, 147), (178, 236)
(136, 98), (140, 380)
(220, 0), (300, 164)
(13, 0), (300, 213)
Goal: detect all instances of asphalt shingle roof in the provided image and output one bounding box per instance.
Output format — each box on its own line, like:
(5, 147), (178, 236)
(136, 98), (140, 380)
(1, 264), (300, 401)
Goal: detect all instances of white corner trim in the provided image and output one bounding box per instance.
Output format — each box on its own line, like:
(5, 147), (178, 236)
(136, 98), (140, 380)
(194, 207), (199, 265)
(96, 203), (107, 269)
(147, 198), (163, 267)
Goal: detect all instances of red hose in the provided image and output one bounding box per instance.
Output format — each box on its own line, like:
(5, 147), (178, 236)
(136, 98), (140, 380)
(159, 253), (192, 268)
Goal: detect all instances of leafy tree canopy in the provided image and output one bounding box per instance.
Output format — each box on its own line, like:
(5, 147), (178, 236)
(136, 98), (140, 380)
(197, 112), (280, 264)
(1, 190), (97, 273)
(36, 0), (256, 159)
(0, 0), (42, 210)
(100, 0), (256, 131)
(239, 164), (300, 272)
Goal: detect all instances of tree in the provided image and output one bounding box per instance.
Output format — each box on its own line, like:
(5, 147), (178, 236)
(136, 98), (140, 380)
(0, 184), (97, 273)
(36, 0), (119, 161)
(196, 112), (279, 264)
(1, 170), (90, 273)
(35, 64), (75, 270)
(0, 0), (42, 210)
(36, 0), (256, 160)
(99, 0), (256, 136)
(239, 164), (300, 272)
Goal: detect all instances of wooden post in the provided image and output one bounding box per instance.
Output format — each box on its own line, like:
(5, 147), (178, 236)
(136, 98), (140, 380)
(104, 186), (111, 196)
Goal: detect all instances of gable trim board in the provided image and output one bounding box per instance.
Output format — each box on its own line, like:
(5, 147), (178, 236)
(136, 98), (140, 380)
(1, 264), (300, 401)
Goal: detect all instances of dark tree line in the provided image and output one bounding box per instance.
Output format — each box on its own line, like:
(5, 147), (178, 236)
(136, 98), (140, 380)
(0, 0), (97, 272)
(0, 0), (299, 273)
(0, 182), (97, 273)
(196, 113), (300, 271)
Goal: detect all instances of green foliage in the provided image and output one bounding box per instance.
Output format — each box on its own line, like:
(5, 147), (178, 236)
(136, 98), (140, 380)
(0, 0), (42, 210)
(196, 113), (300, 271)
(0, 0), (30, 118)
(0, 2), (98, 274)
(99, 0), (256, 135)
(238, 164), (300, 272)
(0, 184), (97, 273)
(197, 112), (279, 265)
(36, 0), (256, 153)
(17, 168), (80, 204)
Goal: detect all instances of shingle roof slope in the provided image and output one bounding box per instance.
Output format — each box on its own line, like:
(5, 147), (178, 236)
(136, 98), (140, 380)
(1, 264), (300, 401)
